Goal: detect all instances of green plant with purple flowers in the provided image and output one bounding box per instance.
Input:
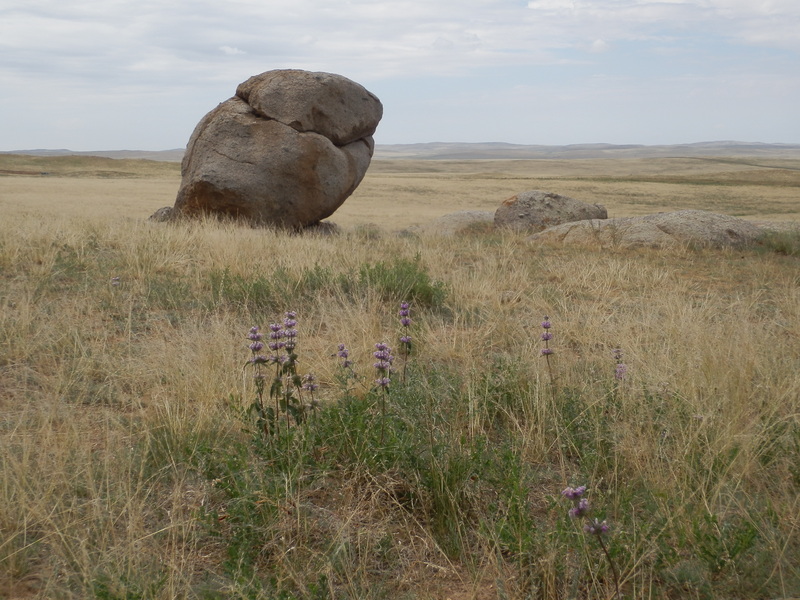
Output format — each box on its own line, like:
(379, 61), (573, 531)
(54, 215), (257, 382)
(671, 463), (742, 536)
(398, 301), (412, 384)
(244, 311), (317, 440)
(562, 485), (622, 599)
(373, 341), (394, 444)
(540, 315), (558, 401)
(225, 295), (789, 599)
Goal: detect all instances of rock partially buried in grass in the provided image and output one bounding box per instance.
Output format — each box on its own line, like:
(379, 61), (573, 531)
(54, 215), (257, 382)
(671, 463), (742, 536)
(528, 209), (764, 248)
(170, 69), (383, 229)
(494, 190), (608, 233)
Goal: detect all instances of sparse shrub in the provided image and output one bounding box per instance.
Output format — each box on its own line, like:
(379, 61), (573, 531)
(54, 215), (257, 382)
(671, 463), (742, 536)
(353, 255), (448, 308)
(756, 228), (800, 256)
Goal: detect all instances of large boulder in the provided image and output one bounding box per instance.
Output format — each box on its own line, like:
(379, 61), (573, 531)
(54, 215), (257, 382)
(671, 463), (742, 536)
(494, 190), (607, 233)
(528, 210), (764, 248)
(171, 69), (382, 229)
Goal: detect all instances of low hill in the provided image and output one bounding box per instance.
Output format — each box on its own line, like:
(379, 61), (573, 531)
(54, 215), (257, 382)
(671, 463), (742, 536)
(372, 141), (800, 160)
(4, 141), (800, 162)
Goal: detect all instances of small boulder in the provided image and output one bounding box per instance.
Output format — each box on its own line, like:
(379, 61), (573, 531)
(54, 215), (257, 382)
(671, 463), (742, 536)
(148, 206), (174, 222)
(172, 69), (383, 229)
(494, 190), (607, 233)
(528, 210), (764, 249)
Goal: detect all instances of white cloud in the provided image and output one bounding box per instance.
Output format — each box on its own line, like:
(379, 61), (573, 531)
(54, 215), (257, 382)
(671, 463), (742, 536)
(527, 0), (575, 11)
(220, 46), (246, 56)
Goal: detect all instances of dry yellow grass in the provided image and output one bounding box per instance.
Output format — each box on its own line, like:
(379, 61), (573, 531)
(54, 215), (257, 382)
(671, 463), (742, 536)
(0, 154), (799, 598)
(3, 153), (799, 226)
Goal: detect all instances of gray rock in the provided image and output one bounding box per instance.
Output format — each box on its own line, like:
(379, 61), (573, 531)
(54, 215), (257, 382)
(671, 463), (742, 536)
(494, 190), (607, 233)
(528, 210), (764, 248)
(148, 206), (174, 222)
(173, 69), (382, 229)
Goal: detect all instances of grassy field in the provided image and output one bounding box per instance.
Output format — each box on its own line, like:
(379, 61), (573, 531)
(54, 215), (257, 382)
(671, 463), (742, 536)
(2, 153), (800, 226)
(1, 154), (799, 599)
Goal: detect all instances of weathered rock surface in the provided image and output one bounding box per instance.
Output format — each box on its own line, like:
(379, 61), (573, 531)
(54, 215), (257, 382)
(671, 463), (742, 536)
(172, 69), (382, 229)
(494, 190), (607, 233)
(528, 210), (765, 248)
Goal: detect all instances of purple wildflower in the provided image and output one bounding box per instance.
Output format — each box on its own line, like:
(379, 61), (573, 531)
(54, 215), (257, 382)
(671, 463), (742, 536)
(268, 324), (285, 354)
(373, 343), (394, 365)
(560, 482), (620, 597)
(569, 498), (590, 519)
(302, 373), (318, 392)
(615, 363), (628, 380)
(398, 302), (413, 383)
(374, 342), (394, 443)
(612, 349), (627, 380)
(399, 302), (412, 343)
(336, 343), (352, 369)
(373, 342), (394, 388)
(563, 486), (590, 518)
(584, 519), (610, 536)
(540, 316), (554, 357)
(247, 327), (267, 362)
(562, 485), (587, 501)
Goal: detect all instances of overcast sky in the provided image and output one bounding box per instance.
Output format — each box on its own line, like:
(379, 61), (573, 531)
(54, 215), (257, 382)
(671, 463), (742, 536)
(2, 0), (798, 150)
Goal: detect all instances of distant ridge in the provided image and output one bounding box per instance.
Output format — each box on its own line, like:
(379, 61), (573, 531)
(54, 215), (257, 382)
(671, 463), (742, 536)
(373, 141), (800, 160)
(0, 148), (186, 162)
(4, 142), (800, 161)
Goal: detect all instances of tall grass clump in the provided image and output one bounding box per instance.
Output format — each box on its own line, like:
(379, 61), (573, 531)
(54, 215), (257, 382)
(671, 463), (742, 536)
(0, 213), (798, 599)
(756, 228), (800, 257)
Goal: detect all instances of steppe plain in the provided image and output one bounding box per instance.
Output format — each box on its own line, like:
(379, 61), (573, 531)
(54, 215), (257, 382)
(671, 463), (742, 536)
(2, 148), (800, 227)
(1, 145), (799, 599)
